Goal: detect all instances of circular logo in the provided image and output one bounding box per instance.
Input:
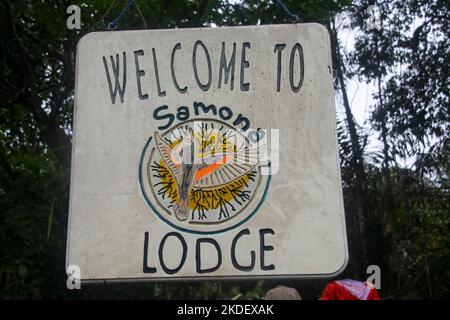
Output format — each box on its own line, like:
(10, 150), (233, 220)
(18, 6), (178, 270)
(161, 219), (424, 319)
(139, 119), (271, 234)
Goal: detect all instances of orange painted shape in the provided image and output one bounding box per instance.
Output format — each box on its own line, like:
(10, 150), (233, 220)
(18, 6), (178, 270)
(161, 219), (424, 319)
(195, 155), (232, 181)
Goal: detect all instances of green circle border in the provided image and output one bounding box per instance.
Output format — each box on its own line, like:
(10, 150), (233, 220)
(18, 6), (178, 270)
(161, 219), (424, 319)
(138, 136), (272, 235)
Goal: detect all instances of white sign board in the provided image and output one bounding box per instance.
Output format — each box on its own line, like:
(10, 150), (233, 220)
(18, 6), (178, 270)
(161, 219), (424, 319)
(67, 23), (348, 281)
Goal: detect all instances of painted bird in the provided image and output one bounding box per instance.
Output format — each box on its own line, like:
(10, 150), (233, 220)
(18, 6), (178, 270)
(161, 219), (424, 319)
(154, 128), (261, 221)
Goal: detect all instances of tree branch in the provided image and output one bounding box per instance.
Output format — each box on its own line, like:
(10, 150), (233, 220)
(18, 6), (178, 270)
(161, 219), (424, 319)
(194, 0), (209, 27)
(3, 0), (71, 167)
(153, 0), (171, 29)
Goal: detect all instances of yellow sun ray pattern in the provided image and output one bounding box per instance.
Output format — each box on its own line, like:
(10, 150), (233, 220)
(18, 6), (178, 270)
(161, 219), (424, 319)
(155, 129), (254, 213)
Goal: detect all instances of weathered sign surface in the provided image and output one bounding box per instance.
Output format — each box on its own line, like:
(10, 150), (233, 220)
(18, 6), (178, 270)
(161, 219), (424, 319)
(66, 23), (348, 281)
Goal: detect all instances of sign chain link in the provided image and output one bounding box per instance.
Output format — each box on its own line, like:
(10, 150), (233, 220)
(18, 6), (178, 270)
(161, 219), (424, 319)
(107, 0), (301, 30)
(108, 0), (136, 30)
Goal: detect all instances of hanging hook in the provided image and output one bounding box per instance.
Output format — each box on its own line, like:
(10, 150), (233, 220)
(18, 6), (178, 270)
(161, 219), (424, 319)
(274, 0), (302, 23)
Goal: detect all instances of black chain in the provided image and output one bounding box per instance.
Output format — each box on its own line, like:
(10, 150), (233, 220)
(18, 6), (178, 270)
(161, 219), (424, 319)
(274, 0), (301, 23)
(108, 0), (136, 30)
(106, 0), (300, 30)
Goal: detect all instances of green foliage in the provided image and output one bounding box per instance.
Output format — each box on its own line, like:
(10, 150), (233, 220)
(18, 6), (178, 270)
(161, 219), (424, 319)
(337, 0), (449, 299)
(0, 142), (68, 298)
(348, 0), (449, 163)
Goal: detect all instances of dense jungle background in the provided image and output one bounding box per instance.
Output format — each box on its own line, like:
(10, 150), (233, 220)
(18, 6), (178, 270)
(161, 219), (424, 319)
(0, 0), (448, 299)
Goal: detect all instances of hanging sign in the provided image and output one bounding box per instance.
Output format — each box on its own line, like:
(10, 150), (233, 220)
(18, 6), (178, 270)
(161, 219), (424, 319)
(66, 23), (348, 281)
